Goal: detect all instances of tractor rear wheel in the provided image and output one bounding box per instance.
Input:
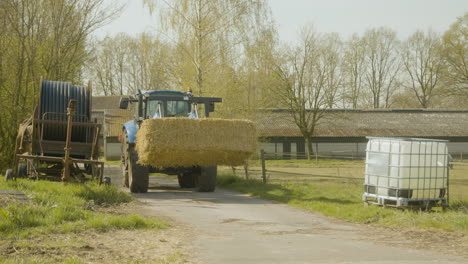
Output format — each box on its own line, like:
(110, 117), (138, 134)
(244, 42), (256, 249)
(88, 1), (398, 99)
(196, 166), (216, 192)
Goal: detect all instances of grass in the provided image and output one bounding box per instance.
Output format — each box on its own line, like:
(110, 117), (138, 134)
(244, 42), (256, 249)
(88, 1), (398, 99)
(104, 159), (121, 166)
(0, 258), (84, 264)
(218, 161), (468, 233)
(0, 178), (167, 237)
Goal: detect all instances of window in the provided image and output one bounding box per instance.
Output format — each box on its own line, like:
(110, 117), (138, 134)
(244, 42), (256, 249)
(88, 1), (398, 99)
(166, 101), (189, 117)
(146, 100), (162, 118)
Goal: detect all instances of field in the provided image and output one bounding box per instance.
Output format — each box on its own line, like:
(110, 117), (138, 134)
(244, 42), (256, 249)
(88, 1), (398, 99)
(219, 159), (468, 233)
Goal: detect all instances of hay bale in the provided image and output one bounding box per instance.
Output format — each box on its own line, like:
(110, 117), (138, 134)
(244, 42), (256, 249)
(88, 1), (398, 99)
(135, 118), (257, 168)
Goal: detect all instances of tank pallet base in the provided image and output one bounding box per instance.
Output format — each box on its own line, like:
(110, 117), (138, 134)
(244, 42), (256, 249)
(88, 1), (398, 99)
(363, 192), (447, 209)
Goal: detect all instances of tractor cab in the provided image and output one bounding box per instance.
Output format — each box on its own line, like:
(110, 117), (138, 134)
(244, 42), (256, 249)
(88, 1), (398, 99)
(119, 90), (221, 121)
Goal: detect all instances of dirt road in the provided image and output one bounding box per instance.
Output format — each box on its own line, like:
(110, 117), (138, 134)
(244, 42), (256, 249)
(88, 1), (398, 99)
(107, 166), (466, 263)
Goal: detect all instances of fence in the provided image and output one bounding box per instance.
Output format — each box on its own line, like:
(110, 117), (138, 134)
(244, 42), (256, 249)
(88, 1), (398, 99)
(226, 151), (468, 203)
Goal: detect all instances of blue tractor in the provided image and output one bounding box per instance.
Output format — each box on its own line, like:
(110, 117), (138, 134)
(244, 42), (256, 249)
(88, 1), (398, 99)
(119, 90), (222, 193)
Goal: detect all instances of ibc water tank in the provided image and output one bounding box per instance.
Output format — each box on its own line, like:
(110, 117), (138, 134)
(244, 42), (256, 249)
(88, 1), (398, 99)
(363, 137), (448, 207)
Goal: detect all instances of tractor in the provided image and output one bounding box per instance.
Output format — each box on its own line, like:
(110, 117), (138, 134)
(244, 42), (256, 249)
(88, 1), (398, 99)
(119, 90), (222, 193)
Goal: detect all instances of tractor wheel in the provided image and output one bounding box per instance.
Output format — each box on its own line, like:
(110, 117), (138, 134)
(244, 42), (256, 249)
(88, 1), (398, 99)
(196, 166), (217, 192)
(128, 150), (149, 193)
(18, 163), (27, 178)
(5, 169), (13, 181)
(177, 172), (196, 188)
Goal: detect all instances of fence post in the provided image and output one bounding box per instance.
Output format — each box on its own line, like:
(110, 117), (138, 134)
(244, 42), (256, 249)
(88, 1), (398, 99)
(261, 149), (267, 184)
(244, 161), (249, 180)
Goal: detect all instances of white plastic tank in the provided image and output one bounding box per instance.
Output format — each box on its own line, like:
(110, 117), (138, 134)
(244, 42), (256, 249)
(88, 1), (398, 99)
(364, 137), (448, 205)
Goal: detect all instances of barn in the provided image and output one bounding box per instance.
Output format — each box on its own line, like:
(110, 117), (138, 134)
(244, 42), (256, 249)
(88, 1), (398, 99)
(255, 109), (468, 159)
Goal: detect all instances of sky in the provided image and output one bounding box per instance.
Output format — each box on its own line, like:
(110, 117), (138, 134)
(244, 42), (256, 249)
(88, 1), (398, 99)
(94, 0), (468, 42)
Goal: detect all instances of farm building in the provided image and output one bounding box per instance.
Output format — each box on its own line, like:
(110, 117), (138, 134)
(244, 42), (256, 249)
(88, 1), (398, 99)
(91, 95), (468, 160)
(92, 95), (132, 160)
(255, 109), (468, 159)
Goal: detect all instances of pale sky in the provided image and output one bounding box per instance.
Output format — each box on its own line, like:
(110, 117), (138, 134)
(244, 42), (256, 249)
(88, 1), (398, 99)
(94, 0), (468, 41)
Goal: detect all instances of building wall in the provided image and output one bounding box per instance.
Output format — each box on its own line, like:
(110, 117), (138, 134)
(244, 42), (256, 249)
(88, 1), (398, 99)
(104, 136), (121, 161)
(260, 138), (468, 160)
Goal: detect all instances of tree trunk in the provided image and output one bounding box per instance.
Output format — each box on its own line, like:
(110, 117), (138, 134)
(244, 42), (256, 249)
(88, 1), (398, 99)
(304, 136), (314, 160)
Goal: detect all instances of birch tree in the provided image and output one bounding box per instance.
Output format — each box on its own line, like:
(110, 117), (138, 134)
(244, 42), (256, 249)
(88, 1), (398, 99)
(143, 0), (270, 96)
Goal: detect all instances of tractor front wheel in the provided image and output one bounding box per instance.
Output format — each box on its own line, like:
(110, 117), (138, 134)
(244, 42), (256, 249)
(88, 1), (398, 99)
(128, 150), (149, 193)
(196, 166), (217, 192)
(122, 131), (149, 193)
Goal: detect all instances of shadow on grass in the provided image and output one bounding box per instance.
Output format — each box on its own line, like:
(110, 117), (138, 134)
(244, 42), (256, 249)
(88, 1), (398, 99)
(218, 175), (358, 206)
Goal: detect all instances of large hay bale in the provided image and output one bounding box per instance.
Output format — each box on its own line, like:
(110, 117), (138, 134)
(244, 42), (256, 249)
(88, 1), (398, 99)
(135, 118), (257, 168)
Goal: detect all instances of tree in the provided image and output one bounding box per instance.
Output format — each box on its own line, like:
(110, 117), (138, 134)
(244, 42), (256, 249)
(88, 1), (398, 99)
(321, 33), (343, 108)
(275, 26), (338, 160)
(441, 13), (468, 94)
(143, 0), (270, 96)
(362, 28), (401, 108)
(0, 0), (117, 169)
(87, 33), (174, 95)
(342, 33), (366, 108)
(402, 30), (443, 108)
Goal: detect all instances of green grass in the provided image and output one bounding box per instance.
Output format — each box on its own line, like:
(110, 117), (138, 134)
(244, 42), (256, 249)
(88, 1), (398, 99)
(104, 159), (121, 166)
(0, 178), (167, 237)
(218, 173), (468, 233)
(263, 158), (363, 167)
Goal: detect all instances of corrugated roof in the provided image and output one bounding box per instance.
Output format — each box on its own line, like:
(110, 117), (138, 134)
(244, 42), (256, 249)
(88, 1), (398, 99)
(254, 109), (468, 138)
(92, 96), (124, 111)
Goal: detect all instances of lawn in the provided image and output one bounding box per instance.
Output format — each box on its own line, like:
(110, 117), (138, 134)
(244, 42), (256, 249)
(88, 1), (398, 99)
(0, 178), (167, 237)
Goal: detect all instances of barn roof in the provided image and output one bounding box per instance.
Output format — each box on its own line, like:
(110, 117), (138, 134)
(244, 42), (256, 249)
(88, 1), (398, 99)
(254, 109), (468, 138)
(92, 95), (124, 111)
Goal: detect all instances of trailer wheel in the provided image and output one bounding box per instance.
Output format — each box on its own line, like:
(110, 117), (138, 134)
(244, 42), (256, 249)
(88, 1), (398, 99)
(177, 172), (196, 188)
(128, 150), (149, 193)
(5, 169), (13, 181)
(18, 163), (27, 178)
(196, 166), (216, 192)
(103, 176), (111, 185)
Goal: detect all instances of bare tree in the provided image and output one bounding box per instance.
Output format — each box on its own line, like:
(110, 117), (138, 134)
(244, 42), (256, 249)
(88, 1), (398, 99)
(362, 28), (401, 108)
(321, 33), (343, 108)
(87, 33), (174, 95)
(342, 33), (366, 108)
(275, 26), (337, 160)
(402, 30), (443, 108)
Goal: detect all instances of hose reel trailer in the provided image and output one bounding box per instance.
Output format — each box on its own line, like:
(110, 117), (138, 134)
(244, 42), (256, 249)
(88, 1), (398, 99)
(6, 80), (104, 183)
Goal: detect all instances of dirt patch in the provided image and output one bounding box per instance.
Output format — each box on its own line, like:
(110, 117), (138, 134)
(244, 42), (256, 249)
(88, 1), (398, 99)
(0, 203), (198, 264)
(359, 225), (468, 259)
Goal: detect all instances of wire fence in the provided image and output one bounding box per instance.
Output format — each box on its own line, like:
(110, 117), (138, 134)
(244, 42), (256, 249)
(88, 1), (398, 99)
(226, 152), (468, 203)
